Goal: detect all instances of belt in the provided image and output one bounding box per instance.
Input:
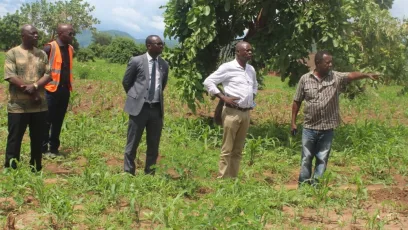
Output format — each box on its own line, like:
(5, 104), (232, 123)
(225, 103), (251, 111)
(144, 102), (160, 108)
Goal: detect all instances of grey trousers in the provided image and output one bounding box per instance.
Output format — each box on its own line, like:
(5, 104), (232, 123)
(124, 103), (163, 175)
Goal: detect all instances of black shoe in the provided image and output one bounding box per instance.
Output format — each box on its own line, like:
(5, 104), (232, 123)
(41, 146), (49, 154)
(50, 149), (59, 154)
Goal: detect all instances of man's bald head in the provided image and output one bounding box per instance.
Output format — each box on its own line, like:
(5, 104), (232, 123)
(235, 41), (250, 53)
(20, 24), (38, 49)
(20, 24), (36, 36)
(57, 24), (73, 34)
(235, 41), (253, 65)
(57, 24), (75, 45)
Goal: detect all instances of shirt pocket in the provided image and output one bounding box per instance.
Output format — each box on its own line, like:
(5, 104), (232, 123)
(304, 85), (319, 102)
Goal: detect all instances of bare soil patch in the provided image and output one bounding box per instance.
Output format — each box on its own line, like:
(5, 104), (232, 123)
(370, 187), (408, 206)
(44, 162), (73, 175)
(105, 155), (122, 167)
(0, 197), (17, 211)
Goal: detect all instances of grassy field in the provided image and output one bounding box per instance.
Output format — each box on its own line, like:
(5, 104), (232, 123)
(1, 54), (408, 229)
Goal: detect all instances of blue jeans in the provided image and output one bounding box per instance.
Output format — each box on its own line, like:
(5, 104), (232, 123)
(298, 128), (334, 185)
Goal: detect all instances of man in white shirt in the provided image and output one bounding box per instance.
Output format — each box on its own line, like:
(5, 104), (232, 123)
(203, 41), (258, 178)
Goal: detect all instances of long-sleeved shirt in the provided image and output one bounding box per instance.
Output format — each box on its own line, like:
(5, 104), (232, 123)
(204, 59), (258, 109)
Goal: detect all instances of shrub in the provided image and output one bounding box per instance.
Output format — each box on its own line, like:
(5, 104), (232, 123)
(76, 48), (96, 63)
(104, 37), (144, 64)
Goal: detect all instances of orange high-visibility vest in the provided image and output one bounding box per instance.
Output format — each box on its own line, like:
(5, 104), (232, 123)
(44, 41), (74, 92)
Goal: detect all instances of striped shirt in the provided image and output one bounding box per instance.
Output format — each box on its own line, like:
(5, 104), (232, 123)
(4, 45), (50, 113)
(294, 70), (349, 130)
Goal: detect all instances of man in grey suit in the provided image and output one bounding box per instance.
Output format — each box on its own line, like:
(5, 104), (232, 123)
(122, 35), (169, 175)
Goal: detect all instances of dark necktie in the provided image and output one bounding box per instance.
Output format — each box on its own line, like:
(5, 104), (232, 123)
(148, 59), (156, 101)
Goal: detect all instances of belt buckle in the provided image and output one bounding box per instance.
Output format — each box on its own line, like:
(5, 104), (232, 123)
(149, 103), (154, 108)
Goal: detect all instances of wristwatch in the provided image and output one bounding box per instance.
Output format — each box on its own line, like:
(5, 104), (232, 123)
(33, 83), (38, 90)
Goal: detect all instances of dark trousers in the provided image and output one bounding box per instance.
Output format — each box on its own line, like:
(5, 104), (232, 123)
(124, 103), (163, 175)
(5, 112), (47, 171)
(43, 86), (70, 152)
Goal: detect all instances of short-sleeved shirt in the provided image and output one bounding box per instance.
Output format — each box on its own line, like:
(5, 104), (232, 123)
(293, 70), (349, 130)
(4, 45), (50, 113)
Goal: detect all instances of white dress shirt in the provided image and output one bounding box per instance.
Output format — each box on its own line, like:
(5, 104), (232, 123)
(146, 52), (160, 103)
(203, 59), (258, 108)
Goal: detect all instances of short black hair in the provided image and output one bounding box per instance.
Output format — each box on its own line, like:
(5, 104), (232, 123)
(315, 50), (331, 65)
(145, 35), (160, 46)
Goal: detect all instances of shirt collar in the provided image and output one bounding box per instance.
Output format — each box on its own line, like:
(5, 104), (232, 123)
(233, 59), (245, 69)
(146, 52), (158, 61)
(310, 70), (333, 82)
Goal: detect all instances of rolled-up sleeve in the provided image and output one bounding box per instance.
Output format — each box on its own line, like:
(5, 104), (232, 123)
(293, 77), (305, 102)
(335, 71), (350, 89)
(4, 50), (17, 80)
(203, 64), (227, 95)
(251, 66), (258, 94)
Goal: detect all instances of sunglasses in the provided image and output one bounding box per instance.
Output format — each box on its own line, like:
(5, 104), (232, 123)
(149, 42), (165, 46)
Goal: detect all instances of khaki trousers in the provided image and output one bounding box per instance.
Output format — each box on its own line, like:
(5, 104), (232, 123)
(218, 106), (250, 178)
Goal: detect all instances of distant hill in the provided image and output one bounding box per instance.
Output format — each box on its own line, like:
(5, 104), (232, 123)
(76, 29), (178, 48)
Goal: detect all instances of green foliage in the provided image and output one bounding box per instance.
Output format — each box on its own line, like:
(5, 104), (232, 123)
(375, 0), (394, 9)
(0, 13), (24, 50)
(87, 30), (114, 59)
(19, 0), (100, 41)
(91, 31), (113, 46)
(163, 0), (407, 111)
(0, 0), (99, 51)
(1, 58), (408, 228)
(76, 48), (96, 63)
(105, 37), (144, 64)
(163, 0), (257, 111)
(88, 43), (107, 58)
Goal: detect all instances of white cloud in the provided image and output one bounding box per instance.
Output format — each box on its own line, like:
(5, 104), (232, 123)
(151, 16), (165, 31)
(0, 0), (25, 17)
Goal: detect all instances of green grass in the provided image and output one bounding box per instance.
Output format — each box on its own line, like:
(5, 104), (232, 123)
(1, 53), (408, 229)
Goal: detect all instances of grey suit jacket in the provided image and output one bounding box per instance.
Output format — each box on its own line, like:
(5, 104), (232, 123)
(122, 53), (169, 117)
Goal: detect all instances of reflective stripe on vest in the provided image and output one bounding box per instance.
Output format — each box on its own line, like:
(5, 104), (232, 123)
(44, 41), (74, 92)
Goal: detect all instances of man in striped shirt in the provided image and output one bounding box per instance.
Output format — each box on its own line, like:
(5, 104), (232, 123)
(291, 50), (378, 186)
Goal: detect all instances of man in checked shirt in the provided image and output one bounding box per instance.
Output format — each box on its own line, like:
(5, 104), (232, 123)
(291, 50), (379, 186)
(204, 41), (258, 179)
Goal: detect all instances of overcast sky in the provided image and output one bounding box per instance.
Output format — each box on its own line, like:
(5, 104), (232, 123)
(0, 0), (407, 39)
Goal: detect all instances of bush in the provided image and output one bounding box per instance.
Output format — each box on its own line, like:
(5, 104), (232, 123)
(88, 43), (107, 58)
(76, 48), (96, 63)
(104, 37), (144, 64)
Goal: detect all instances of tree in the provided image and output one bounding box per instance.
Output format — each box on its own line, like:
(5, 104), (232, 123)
(91, 31), (113, 46)
(163, 0), (406, 111)
(76, 48), (96, 62)
(19, 0), (100, 41)
(375, 0), (394, 9)
(104, 37), (145, 64)
(87, 31), (113, 58)
(0, 12), (24, 50)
